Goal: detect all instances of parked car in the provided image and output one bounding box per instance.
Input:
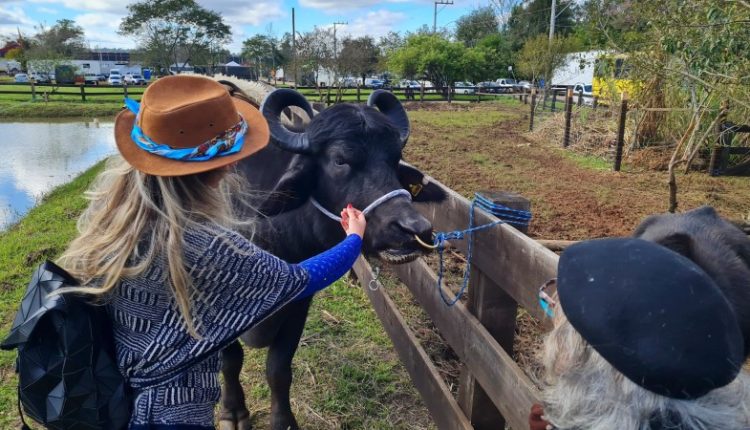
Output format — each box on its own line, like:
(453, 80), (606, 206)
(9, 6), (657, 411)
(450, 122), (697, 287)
(84, 73), (99, 85)
(338, 77), (358, 87)
(14, 73), (29, 83)
(96, 73), (107, 82)
(516, 80), (532, 92)
(453, 81), (476, 95)
(366, 79), (385, 89)
(477, 81), (501, 93)
(30, 72), (52, 83)
(124, 73), (146, 85)
(108, 75), (122, 85)
(399, 80), (421, 89)
(573, 83), (593, 97)
(495, 78), (517, 93)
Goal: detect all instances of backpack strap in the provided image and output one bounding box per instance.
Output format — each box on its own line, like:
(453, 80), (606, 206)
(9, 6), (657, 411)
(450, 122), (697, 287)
(17, 386), (30, 430)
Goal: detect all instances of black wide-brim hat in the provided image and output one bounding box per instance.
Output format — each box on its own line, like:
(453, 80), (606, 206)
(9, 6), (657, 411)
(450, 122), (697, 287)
(557, 238), (744, 399)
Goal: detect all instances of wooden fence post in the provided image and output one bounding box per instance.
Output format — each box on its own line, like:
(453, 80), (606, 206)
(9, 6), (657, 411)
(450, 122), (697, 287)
(31, 82), (36, 101)
(529, 88), (537, 132)
(80, 85), (86, 102)
(592, 95), (598, 110)
(448, 86), (453, 104)
(563, 88), (573, 148)
(356, 85), (361, 103)
(577, 89), (583, 107)
(551, 90), (558, 112)
(420, 84), (425, 102)
(123, 84), (128, 98)
(613, 91), (629, 171)
(326, 86), (332, 105)
(708, 100), (730, 176)
(457, 191), (530, 430)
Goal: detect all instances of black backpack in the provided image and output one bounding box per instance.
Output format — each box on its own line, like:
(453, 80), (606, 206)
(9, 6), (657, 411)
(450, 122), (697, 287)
(0, 261), (131, 430)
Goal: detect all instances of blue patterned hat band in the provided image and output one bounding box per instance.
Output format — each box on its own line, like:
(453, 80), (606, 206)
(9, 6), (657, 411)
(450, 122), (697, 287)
(124, 97), (248, 162)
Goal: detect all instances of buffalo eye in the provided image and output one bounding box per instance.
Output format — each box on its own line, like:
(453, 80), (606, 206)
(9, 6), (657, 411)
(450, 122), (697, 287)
(334, 157), (348, 166)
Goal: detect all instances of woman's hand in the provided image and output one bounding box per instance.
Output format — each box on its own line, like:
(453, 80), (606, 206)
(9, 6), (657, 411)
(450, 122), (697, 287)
(340, 204), (366, 238)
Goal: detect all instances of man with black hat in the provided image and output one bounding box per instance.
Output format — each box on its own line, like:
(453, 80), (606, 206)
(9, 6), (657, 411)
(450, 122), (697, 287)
(530, 237), (750, 430)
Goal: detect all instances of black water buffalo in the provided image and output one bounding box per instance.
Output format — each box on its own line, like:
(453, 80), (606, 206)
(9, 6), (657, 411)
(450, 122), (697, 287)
(217, 86), (444, 430)
(633, 206), (750, 357)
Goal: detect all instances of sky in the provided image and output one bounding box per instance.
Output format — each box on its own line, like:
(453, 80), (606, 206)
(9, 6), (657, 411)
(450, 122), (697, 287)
(0, 0), (497, 53)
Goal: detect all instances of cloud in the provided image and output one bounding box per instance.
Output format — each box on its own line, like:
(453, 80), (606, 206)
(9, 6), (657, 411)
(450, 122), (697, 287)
(338, 9), (406, 39)
(27, 0), (129, 14)
(196, 0), (285, 26)
(0, 5), (33, 25)
(75, 12), (134, 48)
(300, 0), (416, 11)
(36, 6), (59, 14)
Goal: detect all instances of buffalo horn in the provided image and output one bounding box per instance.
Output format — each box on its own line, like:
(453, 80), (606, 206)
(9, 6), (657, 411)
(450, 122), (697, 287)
(367, 89), (410, 146)
(260, 89), (314, 154)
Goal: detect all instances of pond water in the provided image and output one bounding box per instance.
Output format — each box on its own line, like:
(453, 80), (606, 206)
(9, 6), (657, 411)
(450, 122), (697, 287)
(0, 119), (116, 231)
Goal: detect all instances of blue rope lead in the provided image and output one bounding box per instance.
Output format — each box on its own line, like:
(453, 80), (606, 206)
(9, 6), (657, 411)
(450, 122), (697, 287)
(434, 193), (532, 306)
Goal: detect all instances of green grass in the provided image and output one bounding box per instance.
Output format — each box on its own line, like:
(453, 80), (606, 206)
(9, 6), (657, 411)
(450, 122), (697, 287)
(561, 150), (613, 171)
(0, 100), (123, 118)
(0, 160), (105, 427)
(0, 161), (432, 429)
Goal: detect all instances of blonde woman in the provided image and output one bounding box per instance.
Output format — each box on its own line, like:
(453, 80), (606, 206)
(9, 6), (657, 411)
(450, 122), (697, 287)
(58, 75), (366, 430)
(531, 238), (750, 430)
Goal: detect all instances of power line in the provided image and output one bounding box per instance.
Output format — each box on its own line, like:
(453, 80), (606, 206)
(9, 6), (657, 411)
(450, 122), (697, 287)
(434, 0), (454, 33)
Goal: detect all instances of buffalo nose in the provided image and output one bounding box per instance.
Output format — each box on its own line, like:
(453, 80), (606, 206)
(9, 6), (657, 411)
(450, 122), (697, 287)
(395, 215), (432, 238)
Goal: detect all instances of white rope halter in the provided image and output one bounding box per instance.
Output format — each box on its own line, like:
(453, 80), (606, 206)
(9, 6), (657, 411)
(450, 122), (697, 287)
(310, 189), (412, 222)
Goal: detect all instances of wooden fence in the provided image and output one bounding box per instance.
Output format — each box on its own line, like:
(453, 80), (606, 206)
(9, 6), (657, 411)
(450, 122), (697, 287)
(708, 120), (750, 176)
(278, 85), (509, 105)
(0, 82), (146, 101)
(351, 166), (559, 429)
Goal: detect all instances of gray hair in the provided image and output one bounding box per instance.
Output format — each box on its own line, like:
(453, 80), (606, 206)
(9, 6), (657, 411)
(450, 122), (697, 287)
(540, 308), (750, 430)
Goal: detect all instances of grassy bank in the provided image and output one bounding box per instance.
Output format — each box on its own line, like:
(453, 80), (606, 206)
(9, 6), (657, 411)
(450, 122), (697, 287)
(0, 100), (123, 119)
(0, 161), (431, 429)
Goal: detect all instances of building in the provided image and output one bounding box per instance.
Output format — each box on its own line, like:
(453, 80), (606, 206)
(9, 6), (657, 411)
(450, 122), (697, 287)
(28, 50), (142, 77)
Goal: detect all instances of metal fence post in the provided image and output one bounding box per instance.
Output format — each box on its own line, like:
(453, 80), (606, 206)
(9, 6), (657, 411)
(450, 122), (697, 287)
(563, 88), (573, 148)
(529, 88), (537, 132)
(613, 91), (629, 171)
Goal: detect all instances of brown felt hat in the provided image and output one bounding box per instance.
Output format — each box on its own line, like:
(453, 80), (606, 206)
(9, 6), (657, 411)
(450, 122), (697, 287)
(114, 75), (269, 176)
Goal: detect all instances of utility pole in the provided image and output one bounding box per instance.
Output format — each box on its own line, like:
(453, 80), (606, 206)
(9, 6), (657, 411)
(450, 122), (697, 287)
(548, 0), (556, 42)
(292, 7), (296, 87)
(433, 0), (453, 33)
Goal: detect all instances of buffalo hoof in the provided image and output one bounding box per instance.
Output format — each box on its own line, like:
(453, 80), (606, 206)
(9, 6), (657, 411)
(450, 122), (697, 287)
(218, 410), (252, 430)
(271, 414), (299, 430)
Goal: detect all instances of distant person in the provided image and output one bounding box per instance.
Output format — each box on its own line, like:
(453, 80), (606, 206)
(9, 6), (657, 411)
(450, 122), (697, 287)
(57, 75), (367, 429)
(530, 237), (750, 430)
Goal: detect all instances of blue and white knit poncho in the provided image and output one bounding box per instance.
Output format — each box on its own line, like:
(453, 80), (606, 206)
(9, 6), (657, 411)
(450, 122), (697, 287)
(107, 223), (362, 429)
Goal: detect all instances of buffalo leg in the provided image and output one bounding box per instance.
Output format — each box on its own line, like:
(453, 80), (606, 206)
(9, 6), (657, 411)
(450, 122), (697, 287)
(219, 340), (252, 430)
(267, 297), (313, 430)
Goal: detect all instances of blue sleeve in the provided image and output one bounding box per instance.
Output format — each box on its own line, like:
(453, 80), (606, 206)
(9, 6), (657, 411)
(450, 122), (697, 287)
(296, 234), (363, 299)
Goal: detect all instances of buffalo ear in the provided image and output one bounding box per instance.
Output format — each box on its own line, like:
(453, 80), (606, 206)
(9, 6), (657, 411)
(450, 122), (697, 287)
(655, 232), (694, 260)
(257, 155), (316, 216)
(397, 163), (447, 203)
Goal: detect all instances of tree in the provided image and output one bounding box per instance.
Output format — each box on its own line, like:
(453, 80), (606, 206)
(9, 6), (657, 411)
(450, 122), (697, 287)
(241, 35), (284, 79)
(119, 0), (231, 74)
(295, 27), (334, 86)
(24, 19), (87, 77)
(338, 36), (380, 83)
(516, 34), (579, 85)
(504, 0), (576, 50)
(388, 34), (481, 90)
(475, 34), (514, 80)
(456, 7), (500, 47)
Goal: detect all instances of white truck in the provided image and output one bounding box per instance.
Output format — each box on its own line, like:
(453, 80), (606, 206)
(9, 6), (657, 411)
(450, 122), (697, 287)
(551, 50), (605, 90)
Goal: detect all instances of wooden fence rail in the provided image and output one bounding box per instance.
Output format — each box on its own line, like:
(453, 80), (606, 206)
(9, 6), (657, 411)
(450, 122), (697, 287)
(0, 82), (146, 101)
(352, 165), (559, 429)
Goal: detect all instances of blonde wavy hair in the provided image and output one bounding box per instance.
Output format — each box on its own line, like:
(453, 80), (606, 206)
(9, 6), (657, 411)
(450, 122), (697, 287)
(58, 156), (257, 336)
(540, 307), (750, 430)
